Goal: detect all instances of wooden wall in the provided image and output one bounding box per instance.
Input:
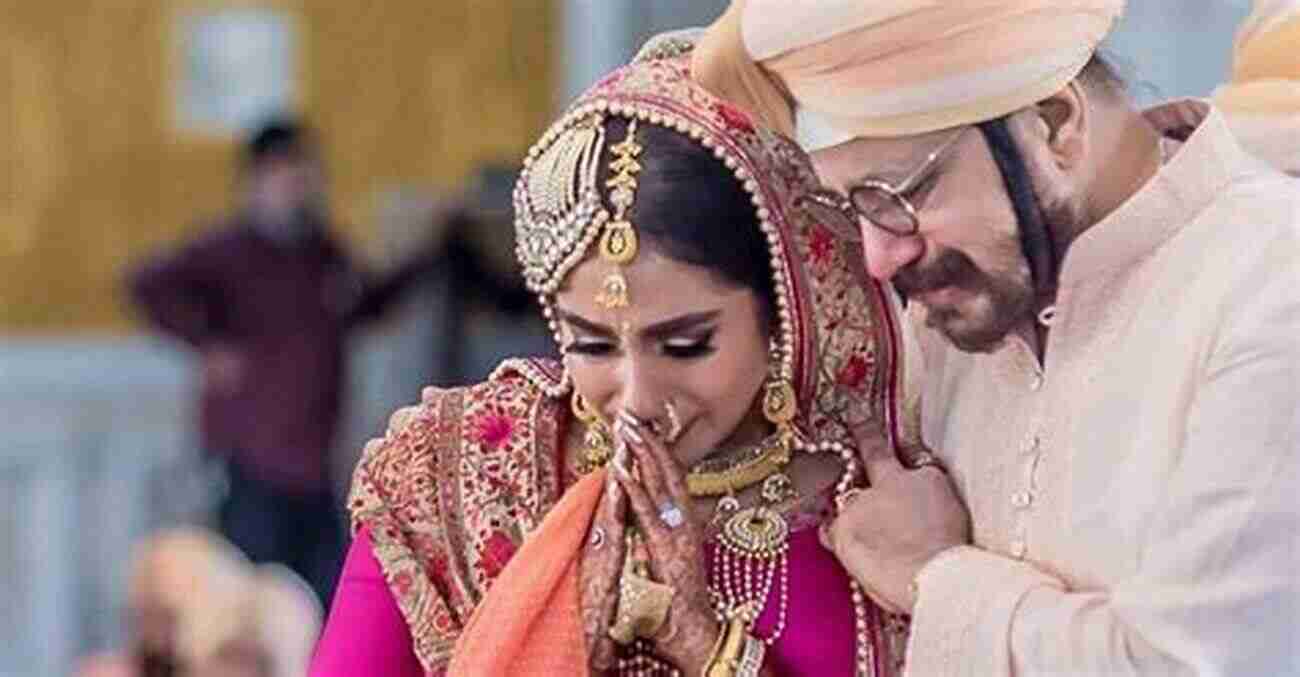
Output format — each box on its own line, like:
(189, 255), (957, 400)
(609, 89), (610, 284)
(0, 0), (556, 332)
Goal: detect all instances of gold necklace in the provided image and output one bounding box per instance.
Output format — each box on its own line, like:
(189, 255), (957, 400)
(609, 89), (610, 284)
(686, 433), (800, 647)
(686, 433), (791, 497)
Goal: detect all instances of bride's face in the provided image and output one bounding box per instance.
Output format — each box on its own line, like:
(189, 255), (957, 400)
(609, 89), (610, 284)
(556, 248), (773, 468)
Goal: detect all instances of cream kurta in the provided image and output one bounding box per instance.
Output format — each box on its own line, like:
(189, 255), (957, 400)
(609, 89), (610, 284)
(900, 102), (1300, 676)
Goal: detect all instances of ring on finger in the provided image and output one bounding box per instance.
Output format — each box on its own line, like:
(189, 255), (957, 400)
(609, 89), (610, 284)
(657, 501), (685, 530)
(589, 526), (607, 550)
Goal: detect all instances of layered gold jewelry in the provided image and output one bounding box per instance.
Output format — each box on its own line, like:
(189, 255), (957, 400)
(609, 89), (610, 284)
(685, 370), (805, 656)
(686, 433), (791, 498)
(701, 611), (766, 677)
(687, 365), (799, 498)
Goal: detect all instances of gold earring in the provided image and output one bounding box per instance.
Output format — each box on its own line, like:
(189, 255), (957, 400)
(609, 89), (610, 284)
(572, 391), (613, 471)
(762, 371), (798, 450)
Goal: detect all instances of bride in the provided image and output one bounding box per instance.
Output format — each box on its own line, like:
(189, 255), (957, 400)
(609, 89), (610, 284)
(311, 42), (914, 676)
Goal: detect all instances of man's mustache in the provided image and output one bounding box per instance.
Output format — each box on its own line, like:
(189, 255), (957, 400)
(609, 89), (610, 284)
(893, 248), (981, 299)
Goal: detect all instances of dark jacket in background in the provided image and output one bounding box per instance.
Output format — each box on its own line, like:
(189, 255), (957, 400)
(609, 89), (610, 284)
(129, 218), (426, 494)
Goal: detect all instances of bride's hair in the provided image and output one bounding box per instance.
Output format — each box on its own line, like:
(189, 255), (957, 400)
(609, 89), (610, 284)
(597, 117), (777, 332)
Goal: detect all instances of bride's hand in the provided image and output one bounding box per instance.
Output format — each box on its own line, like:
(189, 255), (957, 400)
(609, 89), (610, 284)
(613, 415), (720, 675)
(579, 470), (628, 672)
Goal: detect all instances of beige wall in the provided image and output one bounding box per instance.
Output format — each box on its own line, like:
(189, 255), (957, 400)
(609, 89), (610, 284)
(0, 0), (556, 332)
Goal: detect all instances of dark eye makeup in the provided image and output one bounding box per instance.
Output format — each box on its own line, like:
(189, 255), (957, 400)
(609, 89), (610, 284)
(565, 329), (717, 360)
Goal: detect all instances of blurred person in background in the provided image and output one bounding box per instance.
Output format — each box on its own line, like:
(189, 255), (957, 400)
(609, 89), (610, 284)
(187, 563), (322, 677)
(1213, 0), (1300, 176)
(127, 118), (444, 606)
(423, 165), (555, 386)
(75, 528), (251, 677)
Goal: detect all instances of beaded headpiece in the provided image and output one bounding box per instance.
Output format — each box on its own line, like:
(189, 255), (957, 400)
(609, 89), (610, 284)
(507, 43), (910, 676)
(512, 50), (899, 452)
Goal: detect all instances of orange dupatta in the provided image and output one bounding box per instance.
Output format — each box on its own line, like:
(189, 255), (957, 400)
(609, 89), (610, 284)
(447, 468), (606, 675)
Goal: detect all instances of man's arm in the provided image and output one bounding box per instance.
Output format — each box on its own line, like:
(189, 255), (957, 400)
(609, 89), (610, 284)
(905, 242), (1299, 676)
(127, 234), (225, 347)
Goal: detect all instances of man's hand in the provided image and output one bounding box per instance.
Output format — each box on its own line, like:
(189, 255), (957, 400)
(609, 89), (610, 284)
(821, 425), (971, 615)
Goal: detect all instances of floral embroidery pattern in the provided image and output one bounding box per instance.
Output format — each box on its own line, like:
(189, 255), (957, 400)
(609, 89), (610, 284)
(349, 365), (565, 672)
(715, 101), (756, 134)
(838, 351), (875, 389)
(809, 224), (836, 266)
(472, 412), (515, 450)
(477, 530), (519, 579)
(348, 52), (902, 675)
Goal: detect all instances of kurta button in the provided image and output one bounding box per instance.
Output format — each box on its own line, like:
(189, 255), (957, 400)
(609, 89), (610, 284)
(1012, 491), (1033, 509)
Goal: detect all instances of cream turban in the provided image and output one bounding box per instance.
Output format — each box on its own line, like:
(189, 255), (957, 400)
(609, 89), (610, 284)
(1212, 0), (1300, 173)
(693, 0), (1125, 148)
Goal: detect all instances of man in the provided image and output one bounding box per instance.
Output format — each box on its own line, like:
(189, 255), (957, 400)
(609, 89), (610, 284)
(129, 120), (438, 606)
(1213, 0), (1300, 176)
(694, 1), (1298, 674)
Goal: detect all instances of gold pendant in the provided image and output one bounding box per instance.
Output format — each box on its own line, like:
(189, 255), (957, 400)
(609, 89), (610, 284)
(719, 506), (789, 560)
(761, 473), (796, 504)
(596, 271), (629, 309)
(599, 220), (638, 265)
(711, 493), (741, 525)
(762, 379), (797, 425)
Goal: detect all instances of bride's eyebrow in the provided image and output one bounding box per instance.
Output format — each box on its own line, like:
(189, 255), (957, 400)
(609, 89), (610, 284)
(556, 310), (615, 337)
(643, 311), (720, 340)
(555, 309), (721, 339)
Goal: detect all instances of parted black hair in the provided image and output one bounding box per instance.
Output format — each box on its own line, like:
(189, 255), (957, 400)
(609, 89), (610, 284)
(599, 117), (778, 331)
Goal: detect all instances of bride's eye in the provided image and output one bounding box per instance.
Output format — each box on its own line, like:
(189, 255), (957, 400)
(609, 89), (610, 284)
(567, 340), (616, 357)
(662, 330), (716, 359)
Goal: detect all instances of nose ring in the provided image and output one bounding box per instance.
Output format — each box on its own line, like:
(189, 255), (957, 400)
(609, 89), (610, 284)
(618, 403), (682, 444)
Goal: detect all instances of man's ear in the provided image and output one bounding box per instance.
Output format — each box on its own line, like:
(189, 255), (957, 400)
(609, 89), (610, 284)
(1033, 80), (1090, 169)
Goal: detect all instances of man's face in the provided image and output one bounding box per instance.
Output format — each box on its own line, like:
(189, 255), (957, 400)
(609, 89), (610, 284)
(246, 152), (325, 229)
(812, 127), (1038, 353)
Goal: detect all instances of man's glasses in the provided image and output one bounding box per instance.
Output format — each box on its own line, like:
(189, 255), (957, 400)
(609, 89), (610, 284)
(798, 127), (967, 240)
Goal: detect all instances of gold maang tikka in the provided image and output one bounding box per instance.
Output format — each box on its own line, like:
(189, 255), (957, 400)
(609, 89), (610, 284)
(595, 119), (642, 309)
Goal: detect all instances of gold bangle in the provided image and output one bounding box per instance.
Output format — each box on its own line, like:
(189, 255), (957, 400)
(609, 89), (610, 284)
(700, 619), (728, 677)
(701, 616), (749, 677)
(736, 635), (766, 677)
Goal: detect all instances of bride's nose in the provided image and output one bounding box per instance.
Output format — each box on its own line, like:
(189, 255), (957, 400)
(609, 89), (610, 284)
(615, 358), (668, 429)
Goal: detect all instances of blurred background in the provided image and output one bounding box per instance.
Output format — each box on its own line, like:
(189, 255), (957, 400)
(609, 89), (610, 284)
(0, 1), (1256, 675)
